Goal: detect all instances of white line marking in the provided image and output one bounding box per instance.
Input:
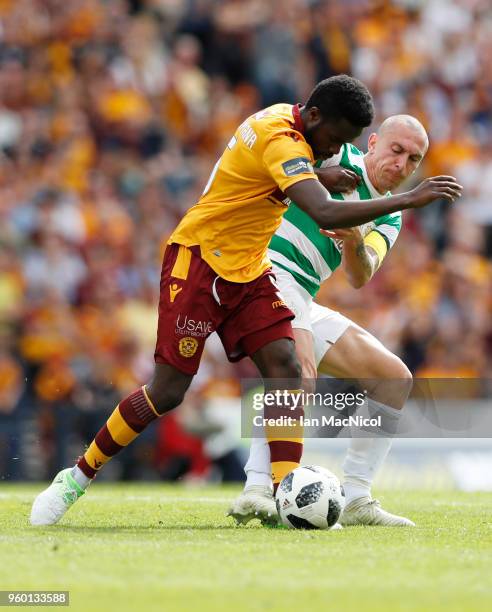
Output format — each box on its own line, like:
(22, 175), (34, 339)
(0, 492), (231, 503)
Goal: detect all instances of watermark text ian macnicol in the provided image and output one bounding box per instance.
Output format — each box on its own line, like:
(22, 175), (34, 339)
(253, 414), (381, 428)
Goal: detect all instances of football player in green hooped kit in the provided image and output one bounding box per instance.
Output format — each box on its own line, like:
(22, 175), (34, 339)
(230, 115), (430, 527)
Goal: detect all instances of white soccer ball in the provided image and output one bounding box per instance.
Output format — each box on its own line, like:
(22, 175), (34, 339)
(276, 465), (345, 529)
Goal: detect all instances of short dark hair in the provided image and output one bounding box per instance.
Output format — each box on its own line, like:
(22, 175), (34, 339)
(305, 75), (374, 128)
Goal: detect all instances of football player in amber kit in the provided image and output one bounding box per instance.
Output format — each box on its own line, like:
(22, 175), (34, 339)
(31, 75), (461, 526)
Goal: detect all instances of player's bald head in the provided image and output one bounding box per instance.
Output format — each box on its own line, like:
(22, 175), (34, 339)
(365, 114), (429, 193)
(378, 115), (429, 152)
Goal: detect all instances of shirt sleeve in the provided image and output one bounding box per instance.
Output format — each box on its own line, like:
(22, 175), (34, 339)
(318, 150), (343, 168)
(262, 133), (319, 192)
(373, 212), (403, 250)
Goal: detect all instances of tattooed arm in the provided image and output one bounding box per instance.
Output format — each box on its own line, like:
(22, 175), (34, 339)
(320, 227), (380, 289)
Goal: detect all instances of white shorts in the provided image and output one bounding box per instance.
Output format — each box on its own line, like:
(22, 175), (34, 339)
(272, 264), (351, 367)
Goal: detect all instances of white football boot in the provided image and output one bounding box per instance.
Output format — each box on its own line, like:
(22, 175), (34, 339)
(340, 496), (415, 527)
(227, 485), (278, 526)
(30, 468), (86, 526)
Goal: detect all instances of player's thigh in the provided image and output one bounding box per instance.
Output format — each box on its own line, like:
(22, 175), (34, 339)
(317, 319), (411, 381)
(292, 327), (317, 380)
(271, 266), (316, 379)
(218, 269), (299, 379)
(250, 337), (301, 382)
(309, 302), (352, 370)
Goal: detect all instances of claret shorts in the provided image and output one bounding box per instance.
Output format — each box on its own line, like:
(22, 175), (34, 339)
(154, 244), (295, 375)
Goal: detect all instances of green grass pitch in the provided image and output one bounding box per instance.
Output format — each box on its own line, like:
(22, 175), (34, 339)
(0, 484), (491, 612)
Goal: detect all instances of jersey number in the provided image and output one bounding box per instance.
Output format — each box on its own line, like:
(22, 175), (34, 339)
(202, 136), (237, 196)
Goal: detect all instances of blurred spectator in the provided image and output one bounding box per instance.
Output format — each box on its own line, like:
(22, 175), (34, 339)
(0, 0), (491, 480)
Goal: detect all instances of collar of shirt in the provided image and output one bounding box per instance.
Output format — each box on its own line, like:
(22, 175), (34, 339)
(292, 104), (304, 134)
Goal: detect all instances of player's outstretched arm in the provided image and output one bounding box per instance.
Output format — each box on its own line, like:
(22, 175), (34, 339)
(285, 176), (463, 229)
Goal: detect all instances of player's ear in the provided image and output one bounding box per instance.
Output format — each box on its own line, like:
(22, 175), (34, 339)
(306, 106), (323, 126)
(367, 132), (377, 154)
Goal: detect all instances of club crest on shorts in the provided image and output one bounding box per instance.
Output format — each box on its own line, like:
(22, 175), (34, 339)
(178, 336), (199, 358)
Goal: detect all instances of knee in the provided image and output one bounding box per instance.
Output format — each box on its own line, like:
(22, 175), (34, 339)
(397, 359), (413, 397)
(375, 354), (413, 405)
(370, 350), (412, 383)
(146, 366), (191, 415)
(389, 355), (413, 386)
(265, 343), (302, 382)
(146, 384), (186, 415)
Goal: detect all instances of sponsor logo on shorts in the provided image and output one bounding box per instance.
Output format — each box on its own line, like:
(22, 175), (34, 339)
(175, 315), (213, 337)
(272, 299), (287, 309)
(281, 157), (313, 177)
(169, 283), (182, 303)
(178, 336), (199, 358)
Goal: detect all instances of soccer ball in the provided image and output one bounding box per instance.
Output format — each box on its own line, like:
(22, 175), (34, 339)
(275, 465), (345, 529)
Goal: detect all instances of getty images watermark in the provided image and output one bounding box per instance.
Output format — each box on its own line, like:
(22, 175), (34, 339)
(250, 389), (382, 429)
(241, 378), (492, 438)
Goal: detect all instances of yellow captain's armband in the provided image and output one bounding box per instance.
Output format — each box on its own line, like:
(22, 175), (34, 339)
(363, 231), (388, 269)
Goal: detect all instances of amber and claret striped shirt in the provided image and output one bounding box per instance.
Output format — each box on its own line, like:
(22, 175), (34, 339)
(169, 104), (318, 283)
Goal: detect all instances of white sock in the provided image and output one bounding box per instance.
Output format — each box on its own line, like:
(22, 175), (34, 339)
(368, 398), (404, 435)
(244, 435), (272, 490)
(245, 471), (273, 489)
(343, 437), (393, 503)
(71, 465), (92, 489)
(343, 399), (401, 504)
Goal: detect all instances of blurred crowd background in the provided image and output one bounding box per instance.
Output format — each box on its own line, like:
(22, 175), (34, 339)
(0, 0), (491, 482)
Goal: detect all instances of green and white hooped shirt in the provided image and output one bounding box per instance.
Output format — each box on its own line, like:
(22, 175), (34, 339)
(268, 143), (402, 298)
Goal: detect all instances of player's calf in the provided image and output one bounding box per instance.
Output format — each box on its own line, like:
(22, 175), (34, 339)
(251, 338), (304, 492)
(74, 366), (192, 480)
(30, 365), (193, 526)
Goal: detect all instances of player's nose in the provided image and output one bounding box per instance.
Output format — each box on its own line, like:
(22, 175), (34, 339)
(394, 154), (408, 172)
(394, 160), (405, 173)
